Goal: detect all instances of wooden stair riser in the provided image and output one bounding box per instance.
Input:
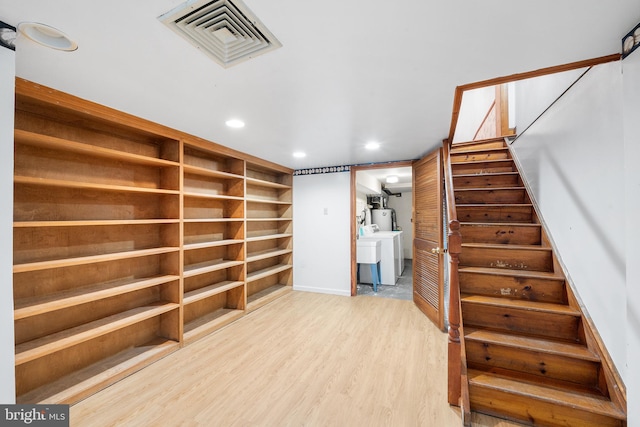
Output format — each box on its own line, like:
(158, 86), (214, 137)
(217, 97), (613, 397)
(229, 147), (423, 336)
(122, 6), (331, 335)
(457, 205), (533, 223)
(465, 340), (600, 387)
(450, 149), (510, 164)
(460, 223), (541, 245)
(455, 188), (527, 205)
(459, 246), (553, 272)
(450, 140), (506, 152)
(459, 271), (565, 303)
(451, 160), (516, 175)
(468, 383), (624, 427)
(452, 173), (522, 189)
(461, 302), (581, 341)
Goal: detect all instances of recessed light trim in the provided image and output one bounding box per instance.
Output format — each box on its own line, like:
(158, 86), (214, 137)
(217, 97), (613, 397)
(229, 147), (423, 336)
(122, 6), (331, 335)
(225, 119), (245, 128)
(293, 151), (306, 158)
(17, 22), (77, 51)
(386, 175), (399, 184)
(365, 141), (380, 150)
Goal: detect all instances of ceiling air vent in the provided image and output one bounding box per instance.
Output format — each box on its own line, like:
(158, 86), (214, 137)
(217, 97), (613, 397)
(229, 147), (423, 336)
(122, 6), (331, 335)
(159, 0), (282, 68)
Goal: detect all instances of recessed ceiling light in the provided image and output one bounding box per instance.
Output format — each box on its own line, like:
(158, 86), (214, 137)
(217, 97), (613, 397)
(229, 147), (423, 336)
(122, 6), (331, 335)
(17, 22), (78, 51)
(293, 151), (306, 158)
(386, 175), (399, 184)
(365, 141), (380, 150)
(225, 119), (245, 128)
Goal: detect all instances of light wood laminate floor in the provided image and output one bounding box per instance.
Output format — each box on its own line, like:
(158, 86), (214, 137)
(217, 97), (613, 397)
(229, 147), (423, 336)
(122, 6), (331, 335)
(71, 291), (524, 426)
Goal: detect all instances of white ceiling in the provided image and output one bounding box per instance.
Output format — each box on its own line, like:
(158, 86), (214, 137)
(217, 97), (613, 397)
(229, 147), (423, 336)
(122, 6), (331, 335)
(1, 1), (638, 170)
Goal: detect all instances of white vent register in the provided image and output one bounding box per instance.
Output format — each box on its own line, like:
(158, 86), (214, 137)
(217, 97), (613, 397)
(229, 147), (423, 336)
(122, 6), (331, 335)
(160, 0), (282, 68)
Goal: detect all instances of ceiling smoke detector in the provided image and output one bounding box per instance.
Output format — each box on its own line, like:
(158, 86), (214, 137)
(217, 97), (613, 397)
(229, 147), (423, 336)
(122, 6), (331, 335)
(159, 0), (282, 68)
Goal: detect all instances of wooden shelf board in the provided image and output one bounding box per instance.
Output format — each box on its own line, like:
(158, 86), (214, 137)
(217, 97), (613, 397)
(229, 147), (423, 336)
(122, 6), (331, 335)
(183, 191), (244, 201)
(17, 338), (179, 404)
(246, 233), (293, 243)
(246, 264), (292, 283)
(183, 281), (244, 305)
(183, 308), (244, 345)
(245, 197), (291, 205)
(14, 247), (180, 273)
(246, 177), (291, 189)
(246, 218), (292, 222)
(14, 176), (180, 195)
(183, 218), (244, 223)
(14, 219), (180, 228)
(14, 275), (180, 320)
(183, 164), (244, 180)
(15, 129), (180, 168)
(183, 239), (244, 251)
(15, 302), (179, 366)
(246, 285), (291, 312)
(246, 249), (292, 263)
(183, 260), (244, 278)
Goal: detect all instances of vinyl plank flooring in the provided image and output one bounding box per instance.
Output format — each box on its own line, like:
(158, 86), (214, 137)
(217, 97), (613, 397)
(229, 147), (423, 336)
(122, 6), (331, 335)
(70, 291), (524, 426)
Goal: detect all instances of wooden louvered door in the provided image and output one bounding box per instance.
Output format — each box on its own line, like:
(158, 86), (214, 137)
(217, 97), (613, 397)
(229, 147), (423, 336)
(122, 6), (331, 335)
(412, 148), (445, 330)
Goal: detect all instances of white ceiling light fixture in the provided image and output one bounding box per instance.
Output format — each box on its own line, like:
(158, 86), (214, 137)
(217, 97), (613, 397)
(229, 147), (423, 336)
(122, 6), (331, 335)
(17, 22), (77, 51)
(386, 175), (399, 184)
(160, 0), (282, 68)
(292, 151), (306, 158)
(225, 118), (245, 128)
(365, 141), (380, 150)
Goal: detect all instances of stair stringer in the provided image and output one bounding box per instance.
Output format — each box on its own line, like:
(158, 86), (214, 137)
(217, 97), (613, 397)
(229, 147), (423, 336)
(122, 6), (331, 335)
(506, 138), (627, 418)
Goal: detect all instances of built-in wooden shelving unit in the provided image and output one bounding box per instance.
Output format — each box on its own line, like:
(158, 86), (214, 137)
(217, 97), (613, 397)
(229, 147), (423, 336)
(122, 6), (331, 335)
(12, 79), (293, 404)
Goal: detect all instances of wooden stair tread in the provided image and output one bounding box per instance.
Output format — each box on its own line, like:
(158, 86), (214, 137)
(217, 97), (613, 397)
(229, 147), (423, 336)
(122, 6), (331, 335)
(455, 187), (525, 192)
(453, 172), (519, 178)
(461, 294), (580, 315)
(462, 242), (551, 251)
(461, 222), (540, 228)
(459, 266), (564, 280)
(468, 369), (626, 419)
(465, 327), (599, 361)
(451, 159), (513, 166)
(457, 203), (532, 207)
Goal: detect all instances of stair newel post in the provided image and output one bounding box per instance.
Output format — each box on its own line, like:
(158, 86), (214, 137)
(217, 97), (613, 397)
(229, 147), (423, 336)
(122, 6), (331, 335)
(447, 218), (462, 406)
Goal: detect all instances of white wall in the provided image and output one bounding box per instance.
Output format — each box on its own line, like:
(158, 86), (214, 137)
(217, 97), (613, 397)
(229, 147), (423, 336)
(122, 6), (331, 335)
(453, 86), (495, 143)
(511, 62), (627, 382)
(0, 45), (16, 403)
(514, 68), (587, 135)
(622, 48), (640, 427)
(293, 172), (352, 296)
(387, 192), (413, 259)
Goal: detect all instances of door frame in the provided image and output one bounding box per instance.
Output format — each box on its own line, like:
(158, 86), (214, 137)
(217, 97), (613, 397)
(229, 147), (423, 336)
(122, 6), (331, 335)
(350, 160), (414, 296)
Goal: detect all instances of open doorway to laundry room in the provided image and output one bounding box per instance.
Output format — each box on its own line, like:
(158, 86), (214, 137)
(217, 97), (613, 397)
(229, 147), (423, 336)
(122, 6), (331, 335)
(350, 161), (414, 300)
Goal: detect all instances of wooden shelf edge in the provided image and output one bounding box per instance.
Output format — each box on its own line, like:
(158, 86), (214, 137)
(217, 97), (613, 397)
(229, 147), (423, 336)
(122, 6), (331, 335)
(246, 218), (292, 222)
(183, 260), (244, 278)
(17, 338), (179, 404)
(14, 219), (180, 228)
(14, 275), (181, 320)
(183, 240), (244, 251)
(184, 218), (244, 223)
(246, 249), (292, 263)
(183, 191), (244, 201)
(183, 309), (245, 345)
(184, 281), (244, 305)
(14, 176), (180, 195)
(15, 129), (180, 168)
(14, 247), (180, 273)
(245, 198), (292, 205)
(183, 164), (244, 180)
(246, 233), (293, 243)
(246, 285), (291, 312)
(246, 177), (291, 190)
(15, 303), (179, 366)
(246, 264), (292, 283)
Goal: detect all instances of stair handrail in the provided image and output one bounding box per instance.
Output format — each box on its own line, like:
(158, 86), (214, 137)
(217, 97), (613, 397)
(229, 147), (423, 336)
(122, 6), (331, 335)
(442, 139), (471, 425)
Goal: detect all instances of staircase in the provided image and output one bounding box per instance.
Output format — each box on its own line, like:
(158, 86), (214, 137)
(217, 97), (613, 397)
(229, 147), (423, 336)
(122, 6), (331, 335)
(449, 138), (627, 426)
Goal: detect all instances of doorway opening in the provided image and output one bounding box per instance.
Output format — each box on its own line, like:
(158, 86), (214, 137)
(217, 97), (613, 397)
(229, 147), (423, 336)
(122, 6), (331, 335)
(350, 161), (414, 300)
